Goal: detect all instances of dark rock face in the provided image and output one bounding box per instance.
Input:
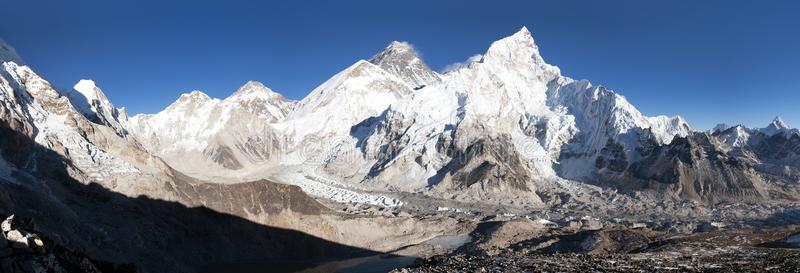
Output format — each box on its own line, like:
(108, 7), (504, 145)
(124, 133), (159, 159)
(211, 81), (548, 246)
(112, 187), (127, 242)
(628, 133), (764, 202)
(582, 129), (800, 204)
(203, 143), (244, 170)
(352, 109), (416, 178)
(432, 134), (532, 192)
(368, 41), (441, 89)
(0, 214), (134, 273)
(594, 140), (628, 172)
(168, 172), (330, 217)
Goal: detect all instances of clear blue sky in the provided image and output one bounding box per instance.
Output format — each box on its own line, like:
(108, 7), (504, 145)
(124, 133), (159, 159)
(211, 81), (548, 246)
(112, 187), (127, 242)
(1, 0), (798, 129)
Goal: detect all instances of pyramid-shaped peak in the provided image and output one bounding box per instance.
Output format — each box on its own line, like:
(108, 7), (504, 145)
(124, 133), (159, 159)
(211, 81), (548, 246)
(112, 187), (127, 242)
(484, 26), (545, 65)
(239, 80), (269, 90)
(760, 116), (795, 136)
(72, 79), (113, 105)
(234, 80), (273, 94)
(370, 41), (420, 64)
(504, 26), (535, 44)
(229, 80), (288, 102)
(369, 41), (441, 89)
(74, 79), (99, 95)
(515, 26), (532, 36)
(712, 123), (732, 132)
(771, 116), (788, 129)
(66, 79), (127, 134)
(177, 90), (213, 103)
(166, 90), (216, 111)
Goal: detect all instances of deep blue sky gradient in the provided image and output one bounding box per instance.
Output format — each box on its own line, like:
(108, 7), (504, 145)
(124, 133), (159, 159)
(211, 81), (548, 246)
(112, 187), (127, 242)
(1, 0), (798, 129)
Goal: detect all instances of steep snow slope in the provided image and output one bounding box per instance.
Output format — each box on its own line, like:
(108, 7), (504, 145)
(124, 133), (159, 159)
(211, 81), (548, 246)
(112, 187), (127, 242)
(62, 79), (129, 135)
(277, 60), (414, 165)
(322, 27), (691, 205)
(284, 60), (413, 138)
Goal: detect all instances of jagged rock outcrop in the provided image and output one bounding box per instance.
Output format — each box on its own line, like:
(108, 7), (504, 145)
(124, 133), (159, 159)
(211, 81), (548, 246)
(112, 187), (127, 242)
(0, 214), (131, 273)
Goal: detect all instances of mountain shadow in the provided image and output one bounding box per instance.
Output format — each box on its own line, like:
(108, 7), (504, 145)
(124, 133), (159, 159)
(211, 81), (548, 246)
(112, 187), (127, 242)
(0, 119), (386, 272)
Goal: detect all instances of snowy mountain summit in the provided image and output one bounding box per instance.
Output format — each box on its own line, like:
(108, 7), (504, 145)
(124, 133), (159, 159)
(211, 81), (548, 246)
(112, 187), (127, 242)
(122, 27), (739, 206)
(761, 116), (798, 136)
(67, 79), (129, 135)
(368, 41), (442, 89)
(2, 27), (793, 209)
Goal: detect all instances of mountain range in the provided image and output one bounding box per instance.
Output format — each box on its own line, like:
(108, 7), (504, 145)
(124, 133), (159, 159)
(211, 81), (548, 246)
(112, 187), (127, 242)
(0, 28), (798, 272)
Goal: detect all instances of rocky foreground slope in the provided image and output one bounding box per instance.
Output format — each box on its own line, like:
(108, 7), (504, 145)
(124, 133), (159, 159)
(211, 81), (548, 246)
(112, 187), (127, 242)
(393, 218), (800, 273)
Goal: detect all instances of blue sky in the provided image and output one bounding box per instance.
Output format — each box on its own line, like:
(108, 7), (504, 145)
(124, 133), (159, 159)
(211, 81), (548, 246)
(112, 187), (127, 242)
(1, 0), (798, 129)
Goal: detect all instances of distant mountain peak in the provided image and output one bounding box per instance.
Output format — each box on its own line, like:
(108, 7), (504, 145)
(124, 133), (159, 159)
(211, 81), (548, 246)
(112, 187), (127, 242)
(761, 116), (797, 137)
(369, 41), (441, 89)
(185, 90), (212, 99)
(712, 123), (733, 133)
(230, 80), (286, 101)
(770, 116), (788, 129)
(171, 90), (214, 107)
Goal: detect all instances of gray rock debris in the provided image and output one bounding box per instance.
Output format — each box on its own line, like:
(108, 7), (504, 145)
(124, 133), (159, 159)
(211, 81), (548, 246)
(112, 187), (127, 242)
(0, 215), (116, 273)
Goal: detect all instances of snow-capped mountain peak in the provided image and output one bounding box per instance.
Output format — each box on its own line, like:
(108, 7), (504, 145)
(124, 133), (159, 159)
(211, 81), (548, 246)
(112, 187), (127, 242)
(717, 124), (751, 147)
(770, 116), (788, 129)
(64, 79), (127, 135)
(368, 41), (441, 90)
(73, 79), (98, 96)
(484, 26), (546, 66)
(713, 123), (733, 133)
(284, 59), (414, 139)
(229, 80), (285, 100)
(169, 90), (216, 108)
(761, 116), (797, 137)
(226, 81), (294, 121)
